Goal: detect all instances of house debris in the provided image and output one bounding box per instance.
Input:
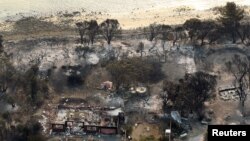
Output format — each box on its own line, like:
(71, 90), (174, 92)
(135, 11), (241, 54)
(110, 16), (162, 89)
(100, 81), (113, 90)
(218, 86), (239, 101)
(136, 87), (147, 94)
(129, 86), (147, 94)
(51, 104), (125, 136)
(86, 53), (100, 65)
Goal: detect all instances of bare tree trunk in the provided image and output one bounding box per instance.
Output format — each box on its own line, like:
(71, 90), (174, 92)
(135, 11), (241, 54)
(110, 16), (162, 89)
(161, 40), (166, 51)
(236, 29), (245, 44)
(80, 35), (84, 44)
(200, 38), (205, 46)
(248, 72), (250, 89)
(172, 38), (177, 46)
(232, 31), (236, 44)
(164, 51), (168, 62)
(91, 38), (94, 45)
(240, 101), (245, 117)
(108, 39), (111, 45)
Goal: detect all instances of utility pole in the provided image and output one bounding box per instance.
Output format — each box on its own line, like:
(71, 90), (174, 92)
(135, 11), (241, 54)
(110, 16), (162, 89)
(169, 120), (172, 141)
(125, 130), (127, 141)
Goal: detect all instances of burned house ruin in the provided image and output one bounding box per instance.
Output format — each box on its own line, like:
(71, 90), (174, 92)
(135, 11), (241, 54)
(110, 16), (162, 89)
(50, 98), (125, 136)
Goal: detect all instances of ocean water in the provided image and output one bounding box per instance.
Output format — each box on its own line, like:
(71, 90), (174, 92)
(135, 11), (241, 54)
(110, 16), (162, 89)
(0, 0), (249, 21)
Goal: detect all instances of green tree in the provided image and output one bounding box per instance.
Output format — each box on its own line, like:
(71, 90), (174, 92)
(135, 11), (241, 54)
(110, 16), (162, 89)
(218, 2), (244, 43)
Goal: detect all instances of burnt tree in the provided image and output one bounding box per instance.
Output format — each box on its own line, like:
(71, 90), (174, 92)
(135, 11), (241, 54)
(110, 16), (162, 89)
(76, 21), (89, 44)
(100, 19), (120, 45)
(144, 23), (161, 42)
(136, 42), (145, 58)
(88, 20), (99, 44)
(226, 54), (249, 116)
(0, 35), (3, 53)
(218, 2), (244, 43)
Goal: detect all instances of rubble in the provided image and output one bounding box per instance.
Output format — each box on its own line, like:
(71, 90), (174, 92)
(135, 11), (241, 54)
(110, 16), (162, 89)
(135, 87), (147, 94)
(86, 53), (99, 65)
(218, 86), (239, 101)
(48, 98), (125, 136)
